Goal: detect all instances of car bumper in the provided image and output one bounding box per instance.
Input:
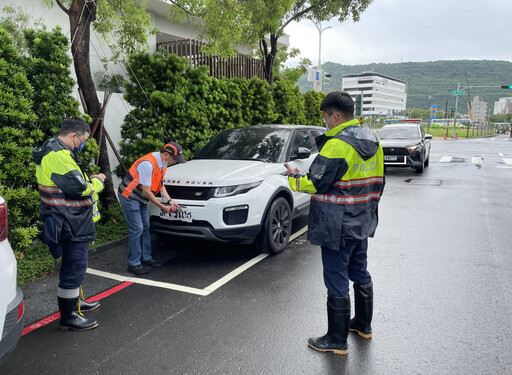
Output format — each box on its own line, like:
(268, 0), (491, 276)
(0, 287), (24, 367)
(150, 216), (261, 244)
(384, 153), (422, 168)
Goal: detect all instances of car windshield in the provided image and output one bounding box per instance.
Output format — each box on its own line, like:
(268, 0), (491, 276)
(380, 126), (420, 140)
(194, 127), (290, 163)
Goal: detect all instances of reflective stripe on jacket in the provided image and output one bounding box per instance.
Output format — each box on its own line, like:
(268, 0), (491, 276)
(33, 137), (104, 242)
(288, 119), (385, 249)
(119, 153), (166, 204)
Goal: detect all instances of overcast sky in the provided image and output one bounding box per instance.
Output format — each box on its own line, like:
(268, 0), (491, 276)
(284, 0), (512, 67)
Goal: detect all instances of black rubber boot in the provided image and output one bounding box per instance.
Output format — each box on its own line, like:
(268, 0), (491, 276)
(349, 282), (373, 339)
(308, 295), (350, 355)
(77, 298), (100, 312)
(77, 287), (100, 312)
(58, 297), (99, 331)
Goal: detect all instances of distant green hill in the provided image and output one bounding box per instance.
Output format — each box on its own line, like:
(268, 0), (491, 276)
(296, 60), (512, 114)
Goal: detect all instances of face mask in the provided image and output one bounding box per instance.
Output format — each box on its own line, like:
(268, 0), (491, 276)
(73, 141), (85, 153)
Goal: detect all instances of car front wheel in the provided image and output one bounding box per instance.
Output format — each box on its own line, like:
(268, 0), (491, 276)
(415, 156), (425, 173)
(256, 197), (291, 255)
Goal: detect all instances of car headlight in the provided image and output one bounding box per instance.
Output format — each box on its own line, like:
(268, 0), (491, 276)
(407, 144), (422, 151)
(213, 181), (262, 198)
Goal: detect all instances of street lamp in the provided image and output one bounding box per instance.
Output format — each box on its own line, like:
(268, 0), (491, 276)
(313, 21), (331, 92)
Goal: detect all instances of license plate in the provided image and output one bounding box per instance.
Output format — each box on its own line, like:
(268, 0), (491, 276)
(384, 155), (398, 161)
(160, 209), (193, 222)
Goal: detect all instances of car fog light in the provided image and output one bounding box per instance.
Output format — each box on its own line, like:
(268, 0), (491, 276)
(223, 205), (249, 225)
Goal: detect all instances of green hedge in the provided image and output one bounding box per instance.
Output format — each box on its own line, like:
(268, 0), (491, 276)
(0, 25), (98, 284)
(119, 50), (325, 167)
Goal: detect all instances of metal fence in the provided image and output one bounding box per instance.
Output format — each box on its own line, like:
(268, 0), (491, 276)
(157, 39), (265, 80)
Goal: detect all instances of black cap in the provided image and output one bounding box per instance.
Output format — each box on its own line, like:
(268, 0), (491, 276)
(162, 142), (186, 163)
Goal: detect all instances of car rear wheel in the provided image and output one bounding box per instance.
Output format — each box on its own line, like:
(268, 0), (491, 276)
(256, 197), (291, 255)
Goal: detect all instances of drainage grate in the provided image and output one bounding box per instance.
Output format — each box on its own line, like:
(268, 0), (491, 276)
(404, 179), (442, 186)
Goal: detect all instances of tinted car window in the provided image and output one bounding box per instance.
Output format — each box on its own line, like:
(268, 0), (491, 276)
(380, 126), (420, 140)
(194, 127), (290, 163)
(309, 130), (324, 152)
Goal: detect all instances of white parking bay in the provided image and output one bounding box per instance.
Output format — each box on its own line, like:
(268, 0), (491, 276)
(86, 224), (309, 296)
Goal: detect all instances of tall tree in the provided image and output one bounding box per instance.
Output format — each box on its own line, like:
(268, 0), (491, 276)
(41, 0), (153, 206)
(168, 0), (373, 83)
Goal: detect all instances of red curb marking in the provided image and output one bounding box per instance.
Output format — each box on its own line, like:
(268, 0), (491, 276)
(21, 281), (133, 336)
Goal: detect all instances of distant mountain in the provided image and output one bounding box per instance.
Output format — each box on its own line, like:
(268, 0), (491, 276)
(296, 60), (512, 114)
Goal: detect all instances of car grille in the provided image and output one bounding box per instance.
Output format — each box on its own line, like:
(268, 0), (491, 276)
(165, 186), (215, 201)
(383, 147), (409, 156)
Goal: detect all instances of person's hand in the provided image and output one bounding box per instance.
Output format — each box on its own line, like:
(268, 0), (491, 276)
(91, 173), (106, 182)
(284, 163), (300, 176)
(169, 200), (181, 212)
(161, 205), (172, 214)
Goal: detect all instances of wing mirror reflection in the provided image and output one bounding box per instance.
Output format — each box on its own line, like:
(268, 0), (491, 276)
(296, 147), (311, 159)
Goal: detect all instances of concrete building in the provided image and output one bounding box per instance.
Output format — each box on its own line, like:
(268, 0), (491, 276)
(342, 72), (407, 117)
(493, 97), (512, 115)
(470, 96), (488, 122)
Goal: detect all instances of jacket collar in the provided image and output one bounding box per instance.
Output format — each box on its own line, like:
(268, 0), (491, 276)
(325, 119), (361, 137)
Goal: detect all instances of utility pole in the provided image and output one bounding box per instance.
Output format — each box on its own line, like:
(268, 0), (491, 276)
(466, 79), (472, 138)
(452, 83), (460, 137)
(444, 100), (449, 138)
(313, 21), (331, 93)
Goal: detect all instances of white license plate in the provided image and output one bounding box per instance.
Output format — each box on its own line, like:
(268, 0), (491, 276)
(160, 210), (193, 223)
(384, 155), (398, 161)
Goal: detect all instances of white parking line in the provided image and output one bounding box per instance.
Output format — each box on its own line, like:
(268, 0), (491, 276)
(503, 158), (512, 165)
(86, 268), (209, 296)
(202, 254), (268, 294)
(439, 156), (452, 162)
(87, 225), (310, 296)
(472, 157), (483, 164)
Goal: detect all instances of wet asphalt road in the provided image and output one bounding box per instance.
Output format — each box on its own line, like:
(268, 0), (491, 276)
(3, 135), (512, 375)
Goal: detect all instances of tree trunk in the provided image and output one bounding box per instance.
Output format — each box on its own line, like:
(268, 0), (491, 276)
(261, 34), (278, 84)
(69, 0), (117, 207)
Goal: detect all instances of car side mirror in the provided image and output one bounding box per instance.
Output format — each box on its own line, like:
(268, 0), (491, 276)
(425, 134), (432, 140)
(296, 147), (311, 159)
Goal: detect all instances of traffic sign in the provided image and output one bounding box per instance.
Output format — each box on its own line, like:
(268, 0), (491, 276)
(451, 90), (464, 96)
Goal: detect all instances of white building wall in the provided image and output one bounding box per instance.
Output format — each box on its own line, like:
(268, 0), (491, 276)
(470, 96), (487, 122)
(342, 73), (407, 117)
(493, 97), (512, 115)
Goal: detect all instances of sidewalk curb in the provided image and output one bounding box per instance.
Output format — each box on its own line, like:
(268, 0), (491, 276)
(90, 236), (129, 256)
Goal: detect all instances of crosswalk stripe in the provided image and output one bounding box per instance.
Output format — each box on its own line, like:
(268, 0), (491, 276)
(503, 158), (512, 165)
(472, 157), (483, 164)
(439, 156), (452, 162)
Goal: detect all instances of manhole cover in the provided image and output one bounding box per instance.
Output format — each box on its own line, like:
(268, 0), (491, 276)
(404, 179), (442, 186)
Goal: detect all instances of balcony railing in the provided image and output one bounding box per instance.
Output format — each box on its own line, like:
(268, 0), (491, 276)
(157, 39), (265, 80)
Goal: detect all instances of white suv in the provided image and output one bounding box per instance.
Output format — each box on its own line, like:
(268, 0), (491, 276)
(149, 125), (325, 254)
(0, 196), (24, 367)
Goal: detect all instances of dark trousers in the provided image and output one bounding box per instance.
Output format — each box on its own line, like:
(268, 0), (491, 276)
(59, 240), (89, 289)
(321, 238), (372, 297)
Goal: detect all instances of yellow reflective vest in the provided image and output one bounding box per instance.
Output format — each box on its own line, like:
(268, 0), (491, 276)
(33, 137), (104, 242)
(288, 119), (385, 249)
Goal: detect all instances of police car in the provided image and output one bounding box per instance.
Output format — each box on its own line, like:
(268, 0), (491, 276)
(149, 125), (325, 254)
(0, 195), (24, 366)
